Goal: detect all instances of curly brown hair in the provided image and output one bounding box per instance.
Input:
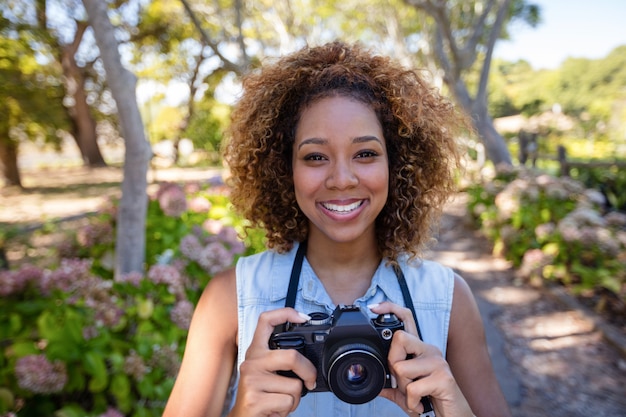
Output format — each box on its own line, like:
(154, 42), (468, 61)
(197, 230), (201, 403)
(223, 41), (467, 263)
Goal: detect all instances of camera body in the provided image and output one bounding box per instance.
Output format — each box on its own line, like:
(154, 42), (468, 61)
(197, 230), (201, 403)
(269, 304), (404, 404)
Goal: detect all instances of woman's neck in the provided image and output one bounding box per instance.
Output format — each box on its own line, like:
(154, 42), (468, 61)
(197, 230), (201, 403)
(304, 236), (381, 305)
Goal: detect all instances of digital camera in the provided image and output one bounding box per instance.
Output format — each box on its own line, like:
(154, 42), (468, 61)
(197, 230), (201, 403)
(269, 304), (404, 404)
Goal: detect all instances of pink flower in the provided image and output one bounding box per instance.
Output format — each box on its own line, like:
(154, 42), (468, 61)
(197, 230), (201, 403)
(202, 219), (223, 235)
(179, 234), (203, 260)
(147, 264), (185, 295)
(170, 299), (194, 330)
(156, 183), (187, 217)
(15, 355), (67, 394)
(0, 264), (43, 296)
(188, 196), (212, 213)
(196, 242), (233, 275)
(116, 271), (144, 287)
(39, 258), (92, 295)
(76, 221), (113, 247)
(98, 408), (125, 417)
(124, 351), (148, 381)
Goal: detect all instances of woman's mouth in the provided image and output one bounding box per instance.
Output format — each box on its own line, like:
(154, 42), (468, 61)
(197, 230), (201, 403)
(320, 200), (364, 213)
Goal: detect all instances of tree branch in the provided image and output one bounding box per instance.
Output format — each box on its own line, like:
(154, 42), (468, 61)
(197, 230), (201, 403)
(179, 0), (244, 74)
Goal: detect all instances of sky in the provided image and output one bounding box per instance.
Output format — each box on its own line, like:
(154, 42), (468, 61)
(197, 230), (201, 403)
(493, 0), (626, 69)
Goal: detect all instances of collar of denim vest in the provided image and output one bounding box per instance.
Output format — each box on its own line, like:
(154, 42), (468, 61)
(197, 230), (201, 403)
(269, 241), (406, 310)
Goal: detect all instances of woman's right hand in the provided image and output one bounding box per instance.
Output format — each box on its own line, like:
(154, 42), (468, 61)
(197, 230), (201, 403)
(229, 308), (318, 417)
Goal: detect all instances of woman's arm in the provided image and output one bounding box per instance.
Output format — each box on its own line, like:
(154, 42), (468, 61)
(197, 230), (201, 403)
(447, 274), (512, 417)
(163, 268), (238, 417)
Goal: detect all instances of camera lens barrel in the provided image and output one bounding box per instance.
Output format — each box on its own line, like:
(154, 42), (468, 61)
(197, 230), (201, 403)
(326, 343), (387, 404)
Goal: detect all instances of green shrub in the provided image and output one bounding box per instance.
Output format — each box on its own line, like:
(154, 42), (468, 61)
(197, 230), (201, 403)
(0, 181), (266, 417)
(467, 169), (626, 302)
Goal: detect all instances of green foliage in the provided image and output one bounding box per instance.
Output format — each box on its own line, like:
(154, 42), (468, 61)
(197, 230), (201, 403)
(467, 169), (626, 306)
(490, 45), (626, 140)
(570, 166), (626, 212)
(184, 100), (231, 161)
(0, 182), (267, 416)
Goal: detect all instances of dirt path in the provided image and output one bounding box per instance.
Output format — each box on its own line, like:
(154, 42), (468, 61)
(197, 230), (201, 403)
(2, 166), (626, 416)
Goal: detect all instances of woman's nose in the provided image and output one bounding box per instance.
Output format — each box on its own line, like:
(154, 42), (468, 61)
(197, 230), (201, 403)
(325, 160), (359, 189)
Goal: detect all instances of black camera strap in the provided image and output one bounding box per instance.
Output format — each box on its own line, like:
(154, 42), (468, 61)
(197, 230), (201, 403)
(285, 241), (423, 341)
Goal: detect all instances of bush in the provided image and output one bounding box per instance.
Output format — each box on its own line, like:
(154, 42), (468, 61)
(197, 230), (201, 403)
(466, 168), (626, 313)
(0, 181), (266, 417)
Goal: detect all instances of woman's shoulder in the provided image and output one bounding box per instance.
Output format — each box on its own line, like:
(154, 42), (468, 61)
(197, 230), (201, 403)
(400, 257), (456, 283)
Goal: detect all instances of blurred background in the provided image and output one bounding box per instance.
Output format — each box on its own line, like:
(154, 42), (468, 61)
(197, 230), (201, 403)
(1, 1), (625, 416)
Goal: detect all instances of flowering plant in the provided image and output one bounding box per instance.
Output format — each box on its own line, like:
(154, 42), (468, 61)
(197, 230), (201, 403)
(0, 181), (265, 417)
(467, 168), (626, 316)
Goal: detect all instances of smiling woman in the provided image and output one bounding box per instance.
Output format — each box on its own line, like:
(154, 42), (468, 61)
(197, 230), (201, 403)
(163, 41), (511, 417)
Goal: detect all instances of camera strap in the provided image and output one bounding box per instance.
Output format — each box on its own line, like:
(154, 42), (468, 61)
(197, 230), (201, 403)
(285, 241), (423, 341)
(284, 241), (435, 415)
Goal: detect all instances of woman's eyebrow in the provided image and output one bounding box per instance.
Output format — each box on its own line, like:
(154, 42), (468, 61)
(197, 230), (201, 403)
(297, 137), (327, 150)
(297, 135), (382, 150)
(353, 135), (383, 145)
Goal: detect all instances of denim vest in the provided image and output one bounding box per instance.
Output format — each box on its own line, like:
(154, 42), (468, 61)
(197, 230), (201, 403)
(229, 242), (454, 416)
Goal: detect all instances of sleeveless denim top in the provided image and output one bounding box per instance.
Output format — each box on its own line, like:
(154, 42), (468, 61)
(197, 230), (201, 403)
(229, 242), (455, 416)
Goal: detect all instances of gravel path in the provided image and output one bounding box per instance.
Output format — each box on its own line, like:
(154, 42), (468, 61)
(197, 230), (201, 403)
(428, 194), (626, 417)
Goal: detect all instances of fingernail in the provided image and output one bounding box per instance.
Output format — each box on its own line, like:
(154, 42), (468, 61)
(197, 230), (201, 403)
(367, 303), (380, 310)
(297, 312), (311, 321)
(308, 382), (317, 391)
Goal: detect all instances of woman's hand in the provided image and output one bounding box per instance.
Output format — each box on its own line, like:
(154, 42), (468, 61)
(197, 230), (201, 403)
(229, 308), (318, 417)
(370, 302), (474, 416)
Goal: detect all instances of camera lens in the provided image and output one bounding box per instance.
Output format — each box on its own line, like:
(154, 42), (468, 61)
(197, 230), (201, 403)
(346, 363), (367, 384)
(327, 344), (386, 404)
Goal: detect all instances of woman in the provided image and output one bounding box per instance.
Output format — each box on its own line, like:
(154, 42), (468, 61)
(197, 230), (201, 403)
(163, 41), (511, 417)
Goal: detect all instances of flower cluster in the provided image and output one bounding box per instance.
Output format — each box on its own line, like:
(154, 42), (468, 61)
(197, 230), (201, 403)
(14, 355), (68, 394)
(1, 180), (264, 416)
(39, 258), (93, 295)
(124, 350), (149, 381)
(147, 264), (187, 297)
(0, 264), (43, 296)
(76, 220), (114, 247)
(179, 224), (245, 275)
(468, 167), (626, 300)
(97, 408), (124, 417)
(170, 299), (194, 330)
(156, 183), (188, 217)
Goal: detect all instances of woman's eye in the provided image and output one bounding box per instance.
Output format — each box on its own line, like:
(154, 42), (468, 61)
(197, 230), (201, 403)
(304, 153), (326, 161)
(356, 150), (378, 159)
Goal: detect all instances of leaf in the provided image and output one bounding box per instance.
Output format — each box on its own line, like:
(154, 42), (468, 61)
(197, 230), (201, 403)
(54, 404), (87, 417)
(83, 351), (109, 393)
(110, 373), (132, 412)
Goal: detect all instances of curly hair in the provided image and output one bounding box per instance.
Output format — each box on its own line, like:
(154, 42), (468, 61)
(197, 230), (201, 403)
(223, 41), (467, 263)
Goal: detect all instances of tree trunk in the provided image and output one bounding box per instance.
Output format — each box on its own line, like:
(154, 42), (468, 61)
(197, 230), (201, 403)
(82, 0), (151, 276)
(472, 105), (513, 167)
(60, 21), (107, 167)
(405, 0), (514, 168)
(0, 138), (21, 188)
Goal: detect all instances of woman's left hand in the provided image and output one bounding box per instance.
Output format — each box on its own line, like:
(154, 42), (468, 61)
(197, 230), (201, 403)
(369, 302), (474, 416)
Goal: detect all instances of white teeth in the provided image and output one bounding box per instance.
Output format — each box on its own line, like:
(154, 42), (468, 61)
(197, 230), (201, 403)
(322, 201), (363, 213)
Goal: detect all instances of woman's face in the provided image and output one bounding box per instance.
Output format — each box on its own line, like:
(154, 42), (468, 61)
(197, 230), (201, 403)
(292, 95), (389, 246)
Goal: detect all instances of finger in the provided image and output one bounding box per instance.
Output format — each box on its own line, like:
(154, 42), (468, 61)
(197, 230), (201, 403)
(387, 332), (446, 391)
(264, 348), (318, 391)
(368, 301), (418, 336)
(248, 308), (310, 353)
(240, 391), (298, 417)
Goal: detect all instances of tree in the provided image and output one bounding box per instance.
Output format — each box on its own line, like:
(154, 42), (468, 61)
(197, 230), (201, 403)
(82, 0), (152, 276)
(0, 0), (107, 187)
(0, 11), (69, 187)
(404, 0), (540, 167)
